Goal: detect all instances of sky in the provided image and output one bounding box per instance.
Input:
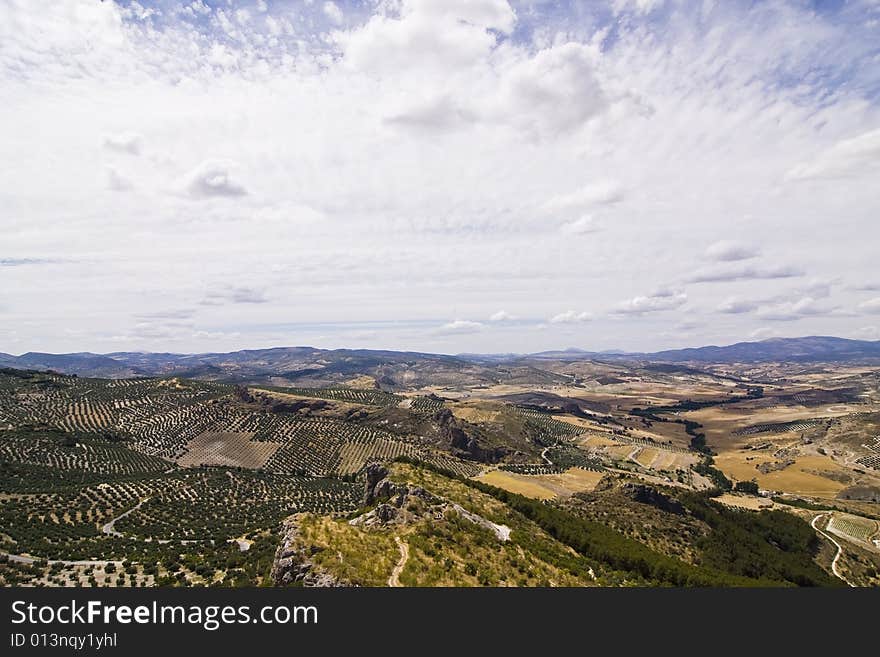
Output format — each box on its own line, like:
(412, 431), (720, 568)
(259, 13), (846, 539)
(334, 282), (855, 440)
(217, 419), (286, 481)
(1, 0), (880, 356)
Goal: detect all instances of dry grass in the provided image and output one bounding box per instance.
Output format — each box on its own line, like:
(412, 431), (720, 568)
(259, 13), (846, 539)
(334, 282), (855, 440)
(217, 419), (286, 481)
(634, 447), (658, 468)
(474, 470), (557, 499)
(712, 493), (777, 511)
(474, 467), (605, 500)
(714, 452), (849, 498)
(447, 400), (504, 424)
(345, 375), (378, 390)
(577, 434), (619, 448)
(177, 432), (279, 469)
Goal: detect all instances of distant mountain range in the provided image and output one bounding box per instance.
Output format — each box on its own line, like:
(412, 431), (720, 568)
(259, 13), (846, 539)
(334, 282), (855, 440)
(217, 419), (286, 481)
(2, 336), (879, 381)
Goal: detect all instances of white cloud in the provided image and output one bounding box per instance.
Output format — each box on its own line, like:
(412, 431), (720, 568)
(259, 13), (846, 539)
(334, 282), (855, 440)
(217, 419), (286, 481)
(560, 215), (600, 235)
(1, 0), (878, 354)
(437, 319), (485, 334)
(549, 310), (592, 324)
(489, 310), (515, 321)
(786, 128), (880, 180)
(102, 132), (143, 156)
(614, 289), (687, 315)
(757, 297), (837, 321)
(717, 297), (759, 314)
(496, 42), (608, 137)
(749, 327), (783, 340)
(544, 181), (624, 217)
(180, 160), (248, 199)
(612, 0), (666, 15)
(687, 264), (802, 284)
(336, 0), (514, 74)
(705, 240), (759, 262)
(859, 298), (880, 314)
(323, 2), (343, 25)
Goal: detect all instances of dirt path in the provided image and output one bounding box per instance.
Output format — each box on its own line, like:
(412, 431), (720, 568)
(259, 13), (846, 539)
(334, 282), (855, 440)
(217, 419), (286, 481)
(0, 551), (122, 567)
(811, 513), (855, 587)
(627, 446), (641, 464)
(388, 536), (409, 587)
(101, 497), (150, 537)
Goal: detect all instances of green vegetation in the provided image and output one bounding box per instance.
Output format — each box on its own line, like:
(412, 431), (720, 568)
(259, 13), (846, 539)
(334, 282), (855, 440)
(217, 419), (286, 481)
(694, 457), (733, 491)
(678, 493), (839, 587)
(734, 480), (760, 494)
(267, 386), (401, 407)
(469, 479), (779, 587)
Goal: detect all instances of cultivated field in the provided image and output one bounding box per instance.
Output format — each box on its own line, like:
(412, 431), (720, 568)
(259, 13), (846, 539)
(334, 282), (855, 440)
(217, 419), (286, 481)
(177, 432), (279, 469)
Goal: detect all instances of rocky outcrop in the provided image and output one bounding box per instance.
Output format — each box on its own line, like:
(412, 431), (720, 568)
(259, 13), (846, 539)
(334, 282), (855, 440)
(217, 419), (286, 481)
(362, 463), (389, 506)
(271, 517), (350, 587)
(355, 464), (439, 528)
(620, 483), (685, 515)
(837, 485), (880, 502)
(352, 465), (511, 541)
(433, 409), (507, 463)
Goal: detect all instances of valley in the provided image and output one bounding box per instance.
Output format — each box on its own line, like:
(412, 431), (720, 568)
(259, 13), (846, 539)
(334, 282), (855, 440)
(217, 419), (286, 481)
(2, 338), (879, 587)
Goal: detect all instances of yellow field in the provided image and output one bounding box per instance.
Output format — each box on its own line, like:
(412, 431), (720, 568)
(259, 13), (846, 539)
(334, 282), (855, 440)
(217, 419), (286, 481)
(345, 375), (378, 389)
(473, 470), (556, 499)
(577, 434), (619, 447)
(448, 400), (504, 424)
(634, 447), (658, 468)
(714, 452), (849, 498)
(712, 493), (777, 511)
(474, 467), (606, 500)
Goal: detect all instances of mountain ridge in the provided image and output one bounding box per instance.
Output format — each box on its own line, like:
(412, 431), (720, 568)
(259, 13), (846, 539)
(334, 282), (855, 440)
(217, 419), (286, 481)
(2, 335), (879, 380)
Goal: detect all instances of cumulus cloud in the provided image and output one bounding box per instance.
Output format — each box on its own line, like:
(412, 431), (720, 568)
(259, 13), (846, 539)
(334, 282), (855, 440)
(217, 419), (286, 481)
(180, 160), (248, 199)
(614, 289), (687, 315)
(756, 297), (837, 321)
(786, 128), (880, 181)
(336, 0), (515, 74)
(497, 42), (608, 137)
(489, 310), (515, 321)
(549, 310), (592, 324)
(437, 319), (485, 334)
(749, 327), (784, 340)
(687, 264), (802, 284)
(717, 297), (759, 314)
(705, 240), (759, 262)
(101, 132), (143, 156)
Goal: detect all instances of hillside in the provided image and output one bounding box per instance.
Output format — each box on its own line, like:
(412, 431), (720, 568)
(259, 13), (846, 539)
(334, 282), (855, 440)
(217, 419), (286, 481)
(3, 365), (878, 587)
(2, 337), (880, 384)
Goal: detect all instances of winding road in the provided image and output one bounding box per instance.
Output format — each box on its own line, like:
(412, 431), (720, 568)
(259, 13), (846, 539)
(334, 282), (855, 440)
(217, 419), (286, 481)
(101, 497), (151, 537)
(811, 513), (855, 587)
(388, 536), (409, 587)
